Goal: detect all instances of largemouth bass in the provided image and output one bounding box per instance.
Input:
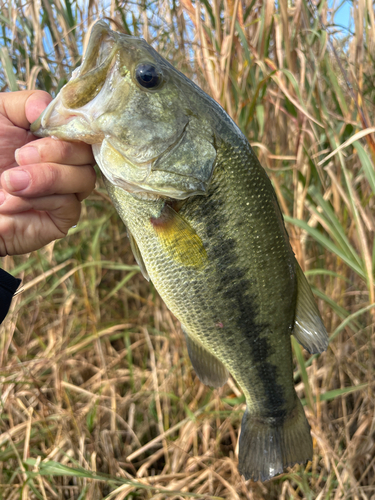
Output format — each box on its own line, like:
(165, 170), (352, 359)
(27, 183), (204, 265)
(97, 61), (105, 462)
(31, 20), (329, 482)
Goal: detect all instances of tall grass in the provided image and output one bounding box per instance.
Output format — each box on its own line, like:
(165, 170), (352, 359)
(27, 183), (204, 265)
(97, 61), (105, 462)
(0, 0), (374, 498)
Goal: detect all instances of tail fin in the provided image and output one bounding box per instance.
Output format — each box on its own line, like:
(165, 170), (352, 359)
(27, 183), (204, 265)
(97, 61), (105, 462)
(238, 398), (312, 482)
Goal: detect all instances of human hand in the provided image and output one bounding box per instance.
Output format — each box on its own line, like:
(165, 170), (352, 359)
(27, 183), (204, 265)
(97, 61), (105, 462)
(0, 90), (96, 256)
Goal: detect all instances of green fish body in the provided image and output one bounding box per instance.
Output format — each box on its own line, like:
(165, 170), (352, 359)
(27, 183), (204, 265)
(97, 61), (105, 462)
(31, 20), (329, 481)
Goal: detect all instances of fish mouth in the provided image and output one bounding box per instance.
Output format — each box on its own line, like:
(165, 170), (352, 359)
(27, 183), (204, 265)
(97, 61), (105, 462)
(31, 21), (118, 141)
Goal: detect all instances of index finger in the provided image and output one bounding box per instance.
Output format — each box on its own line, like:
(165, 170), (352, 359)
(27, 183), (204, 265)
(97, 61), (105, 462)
(0, 90), (52, 129)
(16, 137), (95, 167)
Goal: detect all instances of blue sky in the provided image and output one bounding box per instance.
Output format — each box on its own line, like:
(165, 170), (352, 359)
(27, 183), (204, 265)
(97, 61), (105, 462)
(331, 0), (353, 33)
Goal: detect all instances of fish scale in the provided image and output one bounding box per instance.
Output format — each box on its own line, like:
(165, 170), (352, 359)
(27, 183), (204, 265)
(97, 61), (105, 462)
(178, 141), (296, 407)
(105, 139), (297, 418)
(31, 19), (329, 481)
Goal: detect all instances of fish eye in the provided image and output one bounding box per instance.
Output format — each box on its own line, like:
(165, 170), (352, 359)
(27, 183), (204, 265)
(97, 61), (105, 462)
(135, 63), (161, 89)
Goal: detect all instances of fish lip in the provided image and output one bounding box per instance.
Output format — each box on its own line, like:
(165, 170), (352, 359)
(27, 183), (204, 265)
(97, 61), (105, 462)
(30, 96), (94, 138)
(31, 54), (120, 139)
(79, 20), (116, 76)
(31, 21), (118, 137)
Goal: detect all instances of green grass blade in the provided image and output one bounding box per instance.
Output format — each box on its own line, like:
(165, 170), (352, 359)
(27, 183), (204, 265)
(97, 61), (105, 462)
(301, 383), (369, 406)
(330, 302), (375, 342)
(284, 215), (366, 279)
(292, 337), (314, 410)
(325, 54), (348, 116)
(24, 460), (225, 499)
(305, 269), (350, 283)
(308, 185), (363, 267)
(354, 140), (375, 195)
(0, 46), (18, 90)
(311, 286), (360, 329)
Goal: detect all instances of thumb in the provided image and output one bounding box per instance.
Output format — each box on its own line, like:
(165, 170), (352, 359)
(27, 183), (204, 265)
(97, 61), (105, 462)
(0, 90), (52, 129)
(25, 91), (52, 124)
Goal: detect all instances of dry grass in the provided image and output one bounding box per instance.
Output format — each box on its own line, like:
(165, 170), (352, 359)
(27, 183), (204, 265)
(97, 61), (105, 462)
(1, 0), (375, 498)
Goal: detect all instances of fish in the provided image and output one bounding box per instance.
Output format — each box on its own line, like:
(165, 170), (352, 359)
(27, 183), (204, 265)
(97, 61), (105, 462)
(31, 20), (329, 482)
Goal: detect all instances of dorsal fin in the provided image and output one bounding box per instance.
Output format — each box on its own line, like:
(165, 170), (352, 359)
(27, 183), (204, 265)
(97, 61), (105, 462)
(292, 262), (329, 354)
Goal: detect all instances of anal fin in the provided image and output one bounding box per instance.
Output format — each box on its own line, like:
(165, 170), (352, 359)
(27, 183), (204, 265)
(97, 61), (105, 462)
(293, 262), (329, 354)
(182, 327), (229, 388)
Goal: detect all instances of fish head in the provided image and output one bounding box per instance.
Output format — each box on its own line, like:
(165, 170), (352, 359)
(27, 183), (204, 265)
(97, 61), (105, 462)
(31, 20), (218, 199)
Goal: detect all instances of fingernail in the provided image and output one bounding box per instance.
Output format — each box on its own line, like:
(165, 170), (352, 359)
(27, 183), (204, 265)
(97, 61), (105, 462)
(3, 170), (31, 191)
(15, 146), (40, 165)
(0, 191), (5, 205)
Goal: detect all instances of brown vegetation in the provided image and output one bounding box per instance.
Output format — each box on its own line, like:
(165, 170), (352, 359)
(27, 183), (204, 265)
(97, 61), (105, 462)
(0, 0), (374, 498)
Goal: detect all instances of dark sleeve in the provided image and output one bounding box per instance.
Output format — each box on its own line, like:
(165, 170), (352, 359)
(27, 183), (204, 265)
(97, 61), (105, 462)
(0, 269), (21, 324)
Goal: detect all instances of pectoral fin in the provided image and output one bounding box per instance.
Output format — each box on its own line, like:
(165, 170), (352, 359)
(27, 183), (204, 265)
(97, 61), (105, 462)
(151, 204), (207, 269)
(292, 262), (329, 354)
(182, 327), (229, 388)
(128, 230), (149, 281)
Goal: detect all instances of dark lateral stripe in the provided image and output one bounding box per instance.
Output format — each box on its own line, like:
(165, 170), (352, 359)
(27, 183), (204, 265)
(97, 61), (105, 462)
(189, 179), (287, 420)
